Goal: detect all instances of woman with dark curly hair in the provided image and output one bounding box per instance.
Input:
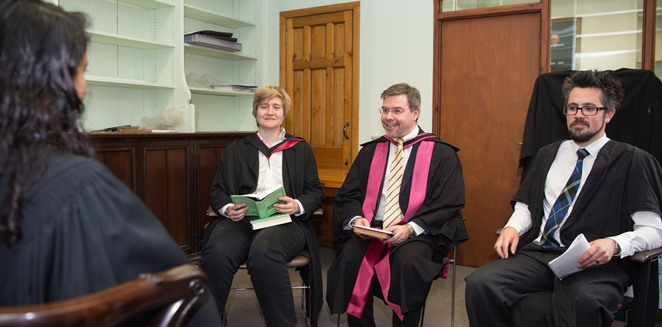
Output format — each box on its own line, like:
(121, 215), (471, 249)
(0, 1), (220, 325)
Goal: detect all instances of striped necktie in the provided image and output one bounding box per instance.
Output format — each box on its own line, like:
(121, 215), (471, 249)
(540, 148), (590, 248)
(383, 138), (404, 228)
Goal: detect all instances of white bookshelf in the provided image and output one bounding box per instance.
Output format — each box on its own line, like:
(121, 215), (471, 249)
(183, 0), (260, 132)
(49, 0), (262, 132)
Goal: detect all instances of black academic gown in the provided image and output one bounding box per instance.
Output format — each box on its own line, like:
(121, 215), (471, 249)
(0, 150), (221, 326)
(326, 129), (468, 315)
(520, 69), (662, 180)
(203, 133), (325, 326)
(515, 140), (662, 326)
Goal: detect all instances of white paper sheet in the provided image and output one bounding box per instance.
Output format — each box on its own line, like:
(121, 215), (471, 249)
(548, 233), (590, 280)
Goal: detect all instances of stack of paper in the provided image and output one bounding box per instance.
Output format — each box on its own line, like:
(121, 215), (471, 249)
(184, 30), (242, 52)
(548, 233), (590, 280)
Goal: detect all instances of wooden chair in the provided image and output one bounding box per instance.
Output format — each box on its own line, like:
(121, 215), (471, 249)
(0, 264), (207, 327)
(234, 255), (312, 326)
(613, 247), (662, 326)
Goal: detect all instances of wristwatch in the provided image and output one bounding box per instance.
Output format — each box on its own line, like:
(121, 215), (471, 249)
(613, 241), (622, 257)
(407, 224), (416, 239)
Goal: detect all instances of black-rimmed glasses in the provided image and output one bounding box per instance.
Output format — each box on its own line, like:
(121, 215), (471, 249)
(563, 105), (607, 116)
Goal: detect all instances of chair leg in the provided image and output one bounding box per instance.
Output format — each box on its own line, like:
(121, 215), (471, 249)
(297, 268), (311, 327)
(450, 246), (457, 327)
(300, 286), (310, 327)
(419, 302), (426, 327)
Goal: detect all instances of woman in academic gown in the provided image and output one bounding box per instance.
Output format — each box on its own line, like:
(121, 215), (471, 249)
(199, 86), (324, 327)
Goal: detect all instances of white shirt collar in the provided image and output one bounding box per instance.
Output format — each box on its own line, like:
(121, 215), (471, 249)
(257, 128), (286, 147)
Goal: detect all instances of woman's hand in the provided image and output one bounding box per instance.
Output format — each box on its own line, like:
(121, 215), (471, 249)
(226, 204), (248, 222)
(273, 196), (300, 215)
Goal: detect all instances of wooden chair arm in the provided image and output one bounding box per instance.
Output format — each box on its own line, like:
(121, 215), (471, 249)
(630, 247), (662, 263)
(0, 264), (206, 327)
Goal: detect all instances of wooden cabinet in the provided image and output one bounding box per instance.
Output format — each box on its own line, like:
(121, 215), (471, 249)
(91, 132), (248, 255)
(91, 132), (339, 251)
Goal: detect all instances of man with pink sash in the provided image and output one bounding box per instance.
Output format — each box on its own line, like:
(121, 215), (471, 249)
(326, 83), (468, 326)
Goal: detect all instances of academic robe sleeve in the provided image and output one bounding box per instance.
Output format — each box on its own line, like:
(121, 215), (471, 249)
(405, 142), (468, 249)
(209, 139), (260, 215)
(283, 141), (324, 222)
(332, 144), (372, 239)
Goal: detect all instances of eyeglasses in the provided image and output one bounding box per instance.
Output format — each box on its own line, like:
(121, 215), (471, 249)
(563, 105), (607, 116)
(379, 107), (408, 115)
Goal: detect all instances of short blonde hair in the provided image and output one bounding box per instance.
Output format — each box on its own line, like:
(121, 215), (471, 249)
(252, 86), (292, 118)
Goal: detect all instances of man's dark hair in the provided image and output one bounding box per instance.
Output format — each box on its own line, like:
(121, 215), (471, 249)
(562, 70), (625, 111)
(381, 83), (421, 110)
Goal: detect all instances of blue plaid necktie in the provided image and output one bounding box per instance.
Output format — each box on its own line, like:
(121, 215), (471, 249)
(540, 148), (590, 248)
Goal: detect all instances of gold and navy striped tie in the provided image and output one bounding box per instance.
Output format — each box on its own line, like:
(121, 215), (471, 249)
(383, 138), (404, 228)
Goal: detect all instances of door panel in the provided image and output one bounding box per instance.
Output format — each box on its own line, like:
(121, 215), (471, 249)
(280, 3), (359, 186)
(434, 5), (545, 267)
(143, 142), (191, 252)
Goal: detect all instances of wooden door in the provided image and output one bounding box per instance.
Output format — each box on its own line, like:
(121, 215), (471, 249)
(433, 3), (548, 267)
(280, 2), (360, 188)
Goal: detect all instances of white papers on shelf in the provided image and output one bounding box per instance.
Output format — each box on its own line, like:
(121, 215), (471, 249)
(548, 233), (590, 280)
(210, 84), (257, 92)
(184, 33), (242, 52)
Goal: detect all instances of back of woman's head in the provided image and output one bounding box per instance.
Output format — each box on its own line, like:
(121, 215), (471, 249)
(0, 0), (92, 247)
(0, 0), (91, 156)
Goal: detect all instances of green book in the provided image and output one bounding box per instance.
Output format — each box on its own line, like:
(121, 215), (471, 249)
(230, 186), (286, 218)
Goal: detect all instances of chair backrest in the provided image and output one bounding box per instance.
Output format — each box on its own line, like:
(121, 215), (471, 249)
(0, 264), (207, 327)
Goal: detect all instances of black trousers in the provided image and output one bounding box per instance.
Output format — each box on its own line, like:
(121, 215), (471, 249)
(199, 218), (306, 327)
(464, 247), (629, 327)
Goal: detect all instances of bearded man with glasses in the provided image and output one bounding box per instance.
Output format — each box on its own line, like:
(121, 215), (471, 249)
(465, 70), (662, 327)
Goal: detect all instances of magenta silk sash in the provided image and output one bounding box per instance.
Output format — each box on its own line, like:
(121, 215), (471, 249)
(347, 137), (434, 320)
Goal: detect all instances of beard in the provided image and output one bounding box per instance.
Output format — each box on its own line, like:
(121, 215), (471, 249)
(568, 118), (605, 143)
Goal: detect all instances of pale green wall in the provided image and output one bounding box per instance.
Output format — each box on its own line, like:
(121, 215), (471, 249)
(263, 0), (434, 145)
